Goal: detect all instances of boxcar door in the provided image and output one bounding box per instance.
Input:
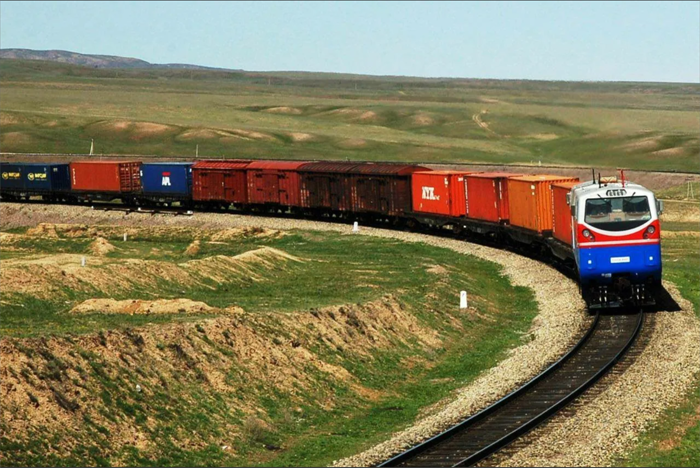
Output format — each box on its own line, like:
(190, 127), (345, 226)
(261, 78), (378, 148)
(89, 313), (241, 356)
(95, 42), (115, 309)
(263, 172), (279, 204)
(207, 171), (225, 200)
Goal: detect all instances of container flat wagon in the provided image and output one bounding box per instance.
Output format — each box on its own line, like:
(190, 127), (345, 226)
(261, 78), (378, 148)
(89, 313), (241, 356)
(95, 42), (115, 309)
(1, 162), (71, 201)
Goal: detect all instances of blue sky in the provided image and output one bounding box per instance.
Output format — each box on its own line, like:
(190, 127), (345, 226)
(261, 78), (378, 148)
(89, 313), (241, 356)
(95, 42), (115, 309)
(1, 1), (698, 82)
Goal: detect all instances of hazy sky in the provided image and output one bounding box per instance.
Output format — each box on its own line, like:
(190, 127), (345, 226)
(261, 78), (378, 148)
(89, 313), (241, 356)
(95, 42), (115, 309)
(1, 1), (698, 82)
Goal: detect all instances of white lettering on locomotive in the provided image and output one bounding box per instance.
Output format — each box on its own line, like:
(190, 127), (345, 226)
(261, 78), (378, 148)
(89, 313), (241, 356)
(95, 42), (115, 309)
(605, 188), (627, 197)
(162, 176), (171, 186)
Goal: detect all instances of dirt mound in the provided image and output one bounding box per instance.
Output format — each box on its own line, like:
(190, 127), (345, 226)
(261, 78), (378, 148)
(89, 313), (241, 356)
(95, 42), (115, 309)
(0, 232), (24, 245)
(288, 132), (315, 142)
(90, 120), (175, 137)
(264, 106), (302, 115)
(89, 237), (115, 256)
(209, 227), (286, 242)
(26, 223), (59, 238)
(182, 247), (302, 283)
(131, 122), (174, 137)
(0, 294), (435, 463)
(177, 128), (234, 140)
(228, 129), (276, 141)
(184, 239), (201, 256)
(69, 298), (219, 315)
(1, 247), (302, 299)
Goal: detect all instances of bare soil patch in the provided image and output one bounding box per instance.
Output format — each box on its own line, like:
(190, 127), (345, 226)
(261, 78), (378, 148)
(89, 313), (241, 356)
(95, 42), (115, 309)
(263, 106), (303, 115)
(69, 298), (219, 315)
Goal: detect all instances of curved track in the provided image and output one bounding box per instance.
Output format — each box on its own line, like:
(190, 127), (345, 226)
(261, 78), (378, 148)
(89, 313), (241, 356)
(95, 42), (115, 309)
(379, 311), (644, 467)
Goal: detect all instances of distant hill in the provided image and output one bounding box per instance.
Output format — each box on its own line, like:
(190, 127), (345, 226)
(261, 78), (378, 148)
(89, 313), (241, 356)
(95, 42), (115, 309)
(0, 48), (236, 71)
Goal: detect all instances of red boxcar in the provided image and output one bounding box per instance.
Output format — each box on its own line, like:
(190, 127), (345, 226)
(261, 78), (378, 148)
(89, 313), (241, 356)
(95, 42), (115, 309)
(465, 172), (522, 223)
(70, 160), (141, 192)
(551, 181), (580, 245)
(246, 161), (308, 207)
(298, 162), (361, 212)
(508, 175), (579, 234)
(353, 163), (427, 216)
(192, 160), (251, 204)
(412, 170), (473, 217)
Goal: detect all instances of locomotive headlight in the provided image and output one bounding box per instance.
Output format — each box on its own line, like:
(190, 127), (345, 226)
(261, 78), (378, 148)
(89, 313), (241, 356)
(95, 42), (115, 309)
(582, 229), (593, 239)
(646, 225), (656, 234)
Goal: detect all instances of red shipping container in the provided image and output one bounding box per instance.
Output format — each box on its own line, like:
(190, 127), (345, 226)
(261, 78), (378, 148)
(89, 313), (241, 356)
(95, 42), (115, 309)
(70, 160), (141, 192)
(551, 181), (579, 245)
(192, 160), (251, 203)
(508, 175), (579, 234)
(246, 161), (308, 207)
(465, 172), (522, 223)
(352, 164), (427, 216)
(411, 171), (472, 217)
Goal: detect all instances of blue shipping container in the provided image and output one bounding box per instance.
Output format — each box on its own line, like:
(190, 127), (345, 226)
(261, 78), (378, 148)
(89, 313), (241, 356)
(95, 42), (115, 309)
(140, 162), (193, 196)
(0, 162), (70, 192)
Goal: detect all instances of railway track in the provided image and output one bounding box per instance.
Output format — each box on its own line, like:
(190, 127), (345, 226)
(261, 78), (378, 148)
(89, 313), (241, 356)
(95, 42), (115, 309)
(379, 311), (644, 467)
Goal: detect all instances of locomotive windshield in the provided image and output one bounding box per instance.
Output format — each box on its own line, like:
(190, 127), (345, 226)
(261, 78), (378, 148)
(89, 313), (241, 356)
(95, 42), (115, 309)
(584, 195), (652, 232)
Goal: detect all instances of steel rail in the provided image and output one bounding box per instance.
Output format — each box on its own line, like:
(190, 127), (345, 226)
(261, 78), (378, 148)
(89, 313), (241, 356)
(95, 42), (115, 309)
(379, 311), (644, 467)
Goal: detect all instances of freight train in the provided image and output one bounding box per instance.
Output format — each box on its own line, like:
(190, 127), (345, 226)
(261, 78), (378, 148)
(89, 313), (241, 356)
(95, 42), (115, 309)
(0, 159), (663, 309)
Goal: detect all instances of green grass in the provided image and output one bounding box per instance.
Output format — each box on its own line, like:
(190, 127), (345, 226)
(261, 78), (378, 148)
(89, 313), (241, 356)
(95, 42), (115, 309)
(0, 226), (539, 466)
(1, 58), (699, 171)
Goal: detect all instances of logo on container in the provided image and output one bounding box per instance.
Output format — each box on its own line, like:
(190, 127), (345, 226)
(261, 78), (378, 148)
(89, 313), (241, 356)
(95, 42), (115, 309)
(422, 186), (440, 201)
(27, 173), (47, 181)
(162, 172), (171, 186)
(2, 172), (20, 180)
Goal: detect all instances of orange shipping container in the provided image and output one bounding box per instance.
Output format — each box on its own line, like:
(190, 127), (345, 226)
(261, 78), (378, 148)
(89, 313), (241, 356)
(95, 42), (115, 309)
(507, 175), (579, 234)
(465, 172), (522, 223)
(70, 160), (141, 192)
(551, 181), (580, 245)
(411, 171), (472, 217)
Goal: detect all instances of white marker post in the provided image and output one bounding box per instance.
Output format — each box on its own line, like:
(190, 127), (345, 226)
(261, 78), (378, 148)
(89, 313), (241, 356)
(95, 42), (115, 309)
(460, 291), (468, 310)
(352, 221), (359, 233)
(123, 233), (128, 242)
(81, 256), (86, 267)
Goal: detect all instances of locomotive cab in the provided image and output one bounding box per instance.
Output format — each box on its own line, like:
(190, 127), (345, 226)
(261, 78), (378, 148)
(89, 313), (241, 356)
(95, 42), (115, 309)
(570, 178), (662, 309)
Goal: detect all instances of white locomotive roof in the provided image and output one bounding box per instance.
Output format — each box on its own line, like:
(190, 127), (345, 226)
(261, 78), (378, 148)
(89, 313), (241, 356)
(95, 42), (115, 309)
(572, 179), (652, 199)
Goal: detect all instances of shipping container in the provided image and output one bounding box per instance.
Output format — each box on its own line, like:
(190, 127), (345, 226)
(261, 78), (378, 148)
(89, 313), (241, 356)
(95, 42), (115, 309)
(352, 163), (427, 216)
(465, 172), (522, 223)
(507, 175), (579, 234)
(192, 160), (251, 204)
(412, 170), (472, 217)
(298, 161), (361, 211)
(551, 181), (580, 245)
(140, 162), (193, 198)
(1, 162), (70, 193)
(246, 161), (309, 207)
(70, 160), (141, 193)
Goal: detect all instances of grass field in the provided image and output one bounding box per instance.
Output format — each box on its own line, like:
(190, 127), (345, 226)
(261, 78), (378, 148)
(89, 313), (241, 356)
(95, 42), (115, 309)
(1, 59), (699, 171)
(0, 225), (538, 466)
